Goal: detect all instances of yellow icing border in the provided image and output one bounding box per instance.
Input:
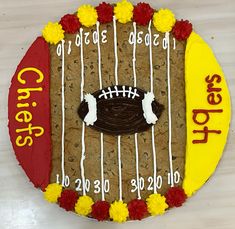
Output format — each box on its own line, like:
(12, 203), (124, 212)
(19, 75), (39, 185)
(183, 32), (231, 196)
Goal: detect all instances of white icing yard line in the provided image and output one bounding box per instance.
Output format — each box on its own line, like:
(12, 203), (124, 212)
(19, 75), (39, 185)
(96, 21), (105, 201)
(166, 32), (174, 187)
(148, 21), (154, 93)
(133, 22), (137, 87)
(80, 27), (87, 195)
(113, 16), (123, 201)
(100, 133), (105, 201)
(80, 28), (84, 101)
(132, 22), (141, 199)
(81, 122), (86, 195)
(118, 135), (122, 201)
(152, 126), (157, 193)
(61, 39), (65, 187)
(113, 16), (118, 85)
(97, 22), (102, 90)
(148, 21), (158, 193)
(135, 133), (141, 199)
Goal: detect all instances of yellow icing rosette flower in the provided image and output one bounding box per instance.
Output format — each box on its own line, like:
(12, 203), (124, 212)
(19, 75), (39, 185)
(153, 9), (176, 33)
(77, 4), (98, 27)
(109, 200), (129, 223)
(43, 183), (63, 203)
(146, 193), (168, 216)
(42, 22), (64, 45)
(75, 195), (94, 216)
(114, 0), (134, 24)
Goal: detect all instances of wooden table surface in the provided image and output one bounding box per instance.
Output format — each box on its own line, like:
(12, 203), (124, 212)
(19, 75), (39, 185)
(0, 0), (234, 228)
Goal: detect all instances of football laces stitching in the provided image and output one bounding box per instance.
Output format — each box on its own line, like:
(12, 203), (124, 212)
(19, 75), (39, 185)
(98, 86), (140, 99)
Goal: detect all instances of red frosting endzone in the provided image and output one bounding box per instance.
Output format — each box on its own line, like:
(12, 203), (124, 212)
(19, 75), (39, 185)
(8, 37), (51, 190)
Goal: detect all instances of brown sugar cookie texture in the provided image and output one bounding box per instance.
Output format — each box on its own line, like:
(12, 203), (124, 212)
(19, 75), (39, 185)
(8, 0), (230, 223)
(49, 21), (186, 203)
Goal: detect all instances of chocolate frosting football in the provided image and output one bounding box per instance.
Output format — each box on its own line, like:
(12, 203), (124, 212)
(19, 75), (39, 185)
(78, 85), (164, 135)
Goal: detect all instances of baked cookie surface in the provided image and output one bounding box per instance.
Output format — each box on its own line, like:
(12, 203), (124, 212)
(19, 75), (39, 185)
(8, 0), (231, 222)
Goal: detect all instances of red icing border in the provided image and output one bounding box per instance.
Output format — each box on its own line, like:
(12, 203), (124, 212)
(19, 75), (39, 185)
(8, 37), (51, 190)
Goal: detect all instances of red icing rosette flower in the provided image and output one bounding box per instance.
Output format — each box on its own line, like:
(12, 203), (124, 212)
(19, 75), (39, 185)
(58, 189), (79, 211)
(91, 200), (110, 221)
(128, 199), (148, 220)
(165, 187), (187, 207)
(59, 14), (81, 34)
(133, 3), (154, 26)
(172, 20), (193, 41)
(96, 2), (114, 24)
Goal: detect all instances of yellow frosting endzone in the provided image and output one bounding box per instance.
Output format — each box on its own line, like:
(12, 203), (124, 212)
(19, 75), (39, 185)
(183, 32), (231, 196)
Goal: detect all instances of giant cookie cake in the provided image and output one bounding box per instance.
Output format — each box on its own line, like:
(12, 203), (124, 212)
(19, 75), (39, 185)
(8, 0), (231, 222)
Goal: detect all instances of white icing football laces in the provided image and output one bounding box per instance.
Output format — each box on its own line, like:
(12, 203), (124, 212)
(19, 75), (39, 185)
(98, 86), (140, 99)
